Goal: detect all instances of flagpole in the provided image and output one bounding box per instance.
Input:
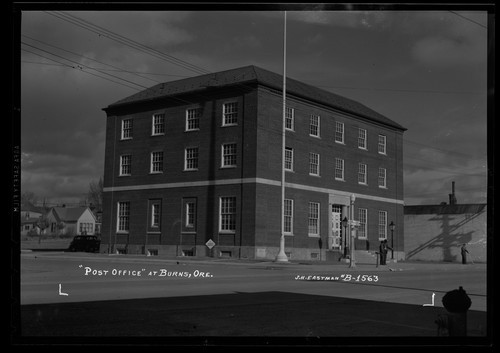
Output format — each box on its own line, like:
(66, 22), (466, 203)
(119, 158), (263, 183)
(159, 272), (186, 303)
(276, 10), (288, 262)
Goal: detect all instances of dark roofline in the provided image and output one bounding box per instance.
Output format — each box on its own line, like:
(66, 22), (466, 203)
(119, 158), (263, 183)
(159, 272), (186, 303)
(404, 203), (486, 215)
(103, 65), (406, 131)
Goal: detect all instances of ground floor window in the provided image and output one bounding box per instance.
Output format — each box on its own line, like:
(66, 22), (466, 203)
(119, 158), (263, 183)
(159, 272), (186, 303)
(117, 201), (130, 232)
(79, 222), (94, 234)
(284, 199), (294, 234)
(378, 210), (387, 240)
(219, 197), (236, 233)
(358, 208), (367, 239)
(308, 202), (320, 236)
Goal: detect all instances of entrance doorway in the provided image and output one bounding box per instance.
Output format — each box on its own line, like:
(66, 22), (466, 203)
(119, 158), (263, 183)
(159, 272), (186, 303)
(330, 205), (343, 249)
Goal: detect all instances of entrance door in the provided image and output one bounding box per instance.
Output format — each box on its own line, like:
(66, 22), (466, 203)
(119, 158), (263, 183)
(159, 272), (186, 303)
(331, 205), (342, 249)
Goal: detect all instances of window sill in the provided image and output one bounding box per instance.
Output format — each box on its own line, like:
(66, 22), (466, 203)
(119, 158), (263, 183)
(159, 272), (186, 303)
(183, 169), (199, 172)
(147, 231), (161, 234)
(151, 133), (165, 137)
(308, 234), (320, 238)
(185, 128), (200, 132)
(220, 165), (237, 169)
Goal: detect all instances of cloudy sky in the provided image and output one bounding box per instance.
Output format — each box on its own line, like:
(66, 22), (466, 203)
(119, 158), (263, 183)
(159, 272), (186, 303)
(18, 5), (490, 206)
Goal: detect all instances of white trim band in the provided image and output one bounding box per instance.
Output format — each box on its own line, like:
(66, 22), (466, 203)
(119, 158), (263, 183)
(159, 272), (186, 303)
(103, 177), (405, 205)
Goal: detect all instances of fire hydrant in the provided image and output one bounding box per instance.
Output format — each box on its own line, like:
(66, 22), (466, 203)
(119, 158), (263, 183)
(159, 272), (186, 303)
(436, 286), (472, 336)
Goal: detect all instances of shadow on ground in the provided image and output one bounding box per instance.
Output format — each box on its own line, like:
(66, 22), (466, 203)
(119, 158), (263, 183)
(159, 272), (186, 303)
(18, 291), (487, 344)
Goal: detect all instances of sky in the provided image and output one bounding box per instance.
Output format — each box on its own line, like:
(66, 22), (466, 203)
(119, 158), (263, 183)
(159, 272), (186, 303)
(17, 5), (490, 207)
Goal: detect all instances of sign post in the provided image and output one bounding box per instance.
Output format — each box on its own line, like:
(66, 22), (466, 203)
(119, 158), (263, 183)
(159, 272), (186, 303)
(206, 239), (216, 257)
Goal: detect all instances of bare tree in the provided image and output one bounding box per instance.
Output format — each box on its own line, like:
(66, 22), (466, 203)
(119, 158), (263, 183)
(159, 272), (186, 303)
(86, 177), (103, 212)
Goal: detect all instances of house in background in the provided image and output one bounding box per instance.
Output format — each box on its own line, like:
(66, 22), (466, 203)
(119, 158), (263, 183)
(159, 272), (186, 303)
(404, 182), (487, 263)
(20, 203), (44, 237)
(45, 206), (98, 237)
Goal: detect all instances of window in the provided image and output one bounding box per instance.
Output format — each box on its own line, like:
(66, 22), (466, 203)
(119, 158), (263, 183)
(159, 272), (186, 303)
(185, 147), (199, 171)
(221, 143), (237, 168)
(185, 202), (196, 229)
(308, 202), (320, 236)
(79, 223), (93, 234)
(117, 201), (130, 232)
(152, 113), (165, 135)
(222, 102), (238, 126)
(285, 106), (294, 131)
(284, 199), (294, 234)
(378, 135), (387, 154)
(219, 197), (236, 233)
(182, 198), (197, 232)
(335, 122), (344, 144)
(378, 211), (387, 240)
(121, 119), (133, 139)
(358, 208), (367, 239)
(310, 114), (320, 137)
(358, 128), (367, 149)
(150, 202), (161, 228)
(335, 158), (344, 181)
(309, 152), (320, 176)
(358, 163), (367, 184)
(120, 155), (131, 176)
(285, 147), (294, 171)
(186, 107), (201, 131)
(378, 167), (387, 188)
(150, 152), (163, 173)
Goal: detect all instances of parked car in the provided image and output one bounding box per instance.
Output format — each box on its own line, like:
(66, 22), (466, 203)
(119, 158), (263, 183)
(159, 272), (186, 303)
(68, 235), (101, 253)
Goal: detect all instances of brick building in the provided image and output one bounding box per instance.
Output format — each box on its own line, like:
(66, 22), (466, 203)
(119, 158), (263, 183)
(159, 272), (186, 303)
(101, 65), (406, 261)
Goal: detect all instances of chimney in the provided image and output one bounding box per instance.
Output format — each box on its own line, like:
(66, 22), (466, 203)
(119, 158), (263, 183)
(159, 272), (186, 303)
(449, 181), (457, 205)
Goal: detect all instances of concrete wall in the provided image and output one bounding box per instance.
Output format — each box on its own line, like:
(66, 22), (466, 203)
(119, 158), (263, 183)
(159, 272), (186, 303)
(404, 206), (487, 263)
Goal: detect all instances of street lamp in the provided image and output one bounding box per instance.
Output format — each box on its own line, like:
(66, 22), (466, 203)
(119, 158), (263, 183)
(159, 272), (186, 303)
(342, 216), (348, 258)
(390, 221), (395, 260)
(349, 194), (356, 268)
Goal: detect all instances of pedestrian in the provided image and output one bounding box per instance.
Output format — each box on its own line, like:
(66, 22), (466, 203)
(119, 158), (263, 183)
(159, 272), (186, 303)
(461, 243), (469, 264)
(379, 240), (393, 265)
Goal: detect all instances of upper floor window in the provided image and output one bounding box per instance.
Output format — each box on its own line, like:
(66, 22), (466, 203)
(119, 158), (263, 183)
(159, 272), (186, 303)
(358, 128), (367, 149)
(378, 134), (387, 155)
(221, 143), (237, 168)
(335, 122), (344, 144)
(185, 147), (199, 171)
(285, 106), (294, 131)
(285, 147), (294, 171)
(378, 167), (387, 188)
(120, 155), (131, 176)
(150, 151), (164, 174)
(310, 114), (320, 137)
(309, 152), (320, 176)
(152, 113), (165, 136)
(186, 107), (201, 131)
(222, 102), (238, 126)
(358, 163), (367, 185)
(121, 119), (133, 140)
(335, 158), (344, 181)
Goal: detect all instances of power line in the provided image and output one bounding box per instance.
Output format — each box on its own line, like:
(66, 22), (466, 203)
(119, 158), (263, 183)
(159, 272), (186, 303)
(21, 46), (143, 91)
(22, 34), (163, 85)
(45, 11), (210, 76)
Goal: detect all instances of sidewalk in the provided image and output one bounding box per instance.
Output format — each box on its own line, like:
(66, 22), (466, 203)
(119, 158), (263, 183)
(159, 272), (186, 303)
(21, 249), (486, 272)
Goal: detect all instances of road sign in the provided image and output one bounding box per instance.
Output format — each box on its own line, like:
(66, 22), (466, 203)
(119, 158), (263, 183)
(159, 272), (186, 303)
(205, 239), (216, 249)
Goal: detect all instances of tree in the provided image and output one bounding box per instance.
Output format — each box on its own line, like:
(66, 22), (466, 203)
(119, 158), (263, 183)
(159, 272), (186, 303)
(36, 214), (49, 244)
(86, 177), (103, 212)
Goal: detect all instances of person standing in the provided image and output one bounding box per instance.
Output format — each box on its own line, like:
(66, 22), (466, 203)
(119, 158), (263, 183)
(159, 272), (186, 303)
(461, 243), (469, 264)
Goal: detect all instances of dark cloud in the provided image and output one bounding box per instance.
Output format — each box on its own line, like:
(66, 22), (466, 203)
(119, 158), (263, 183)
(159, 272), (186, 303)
(20, 10), (488, 205)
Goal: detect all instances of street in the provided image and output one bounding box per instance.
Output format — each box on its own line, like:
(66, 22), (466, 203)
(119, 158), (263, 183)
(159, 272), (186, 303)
(16, 251), (488, 339)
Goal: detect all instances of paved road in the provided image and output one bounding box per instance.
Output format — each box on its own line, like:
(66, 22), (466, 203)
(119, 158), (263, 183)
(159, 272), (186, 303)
(19, 252), (487, 311)
(16, 252), (489, 340)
